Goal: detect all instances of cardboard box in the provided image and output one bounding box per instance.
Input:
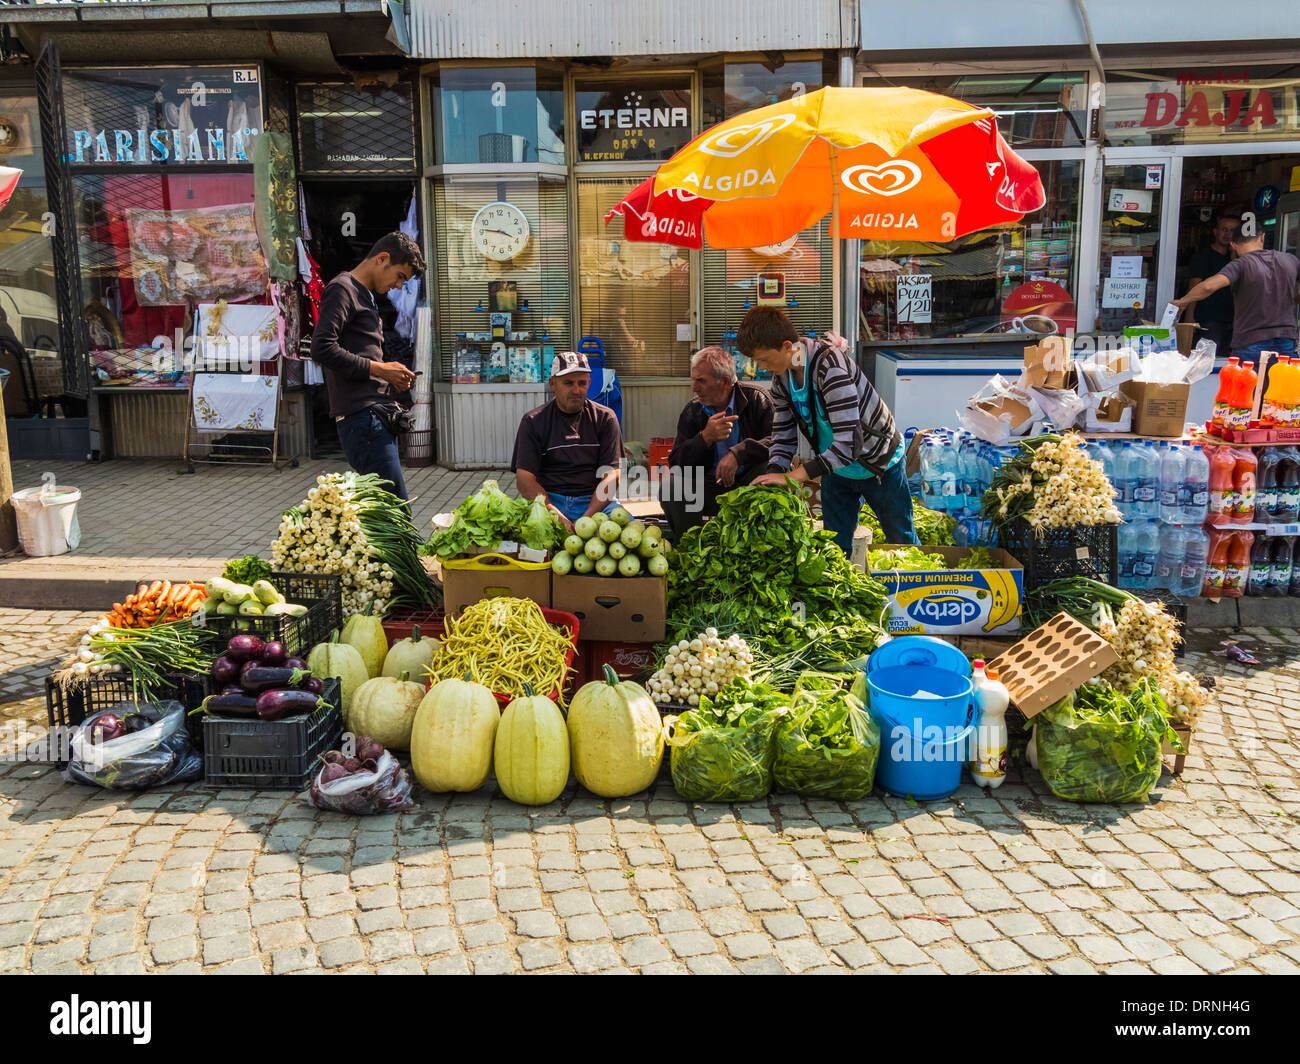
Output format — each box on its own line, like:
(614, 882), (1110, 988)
(1084, 394), (1134, 433)
(866, 544), (1024, 636)
(441, 561), (551, 616)
(1023, 335), (1073, 389)
(1119, 380), (1190, 437)
(985, 612), (1118, 718)
(551, 574), (666, 642)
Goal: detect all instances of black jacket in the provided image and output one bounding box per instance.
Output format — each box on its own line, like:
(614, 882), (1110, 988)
(310, 273), (403, 418)
(669, 382), (774, 472)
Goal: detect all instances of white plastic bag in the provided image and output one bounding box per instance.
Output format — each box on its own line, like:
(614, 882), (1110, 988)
(1031, 386), (1087, 431)
(309, 751), (415, 814)
(64, 701), (201, 790)
(959, 375), (1042, 444)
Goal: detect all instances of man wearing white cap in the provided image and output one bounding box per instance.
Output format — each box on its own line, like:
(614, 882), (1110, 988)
(512, 351), (623, 532)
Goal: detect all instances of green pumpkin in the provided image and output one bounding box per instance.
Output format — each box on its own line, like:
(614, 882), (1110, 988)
(341, 602), (388, 678)
(306, 631), (370, 725)
(494, 684), (570, 806)
(349, 672), (425, 751)
(410, 675), (499, 793)
(567, 665), (663, 798)
(381, 624), (438, 681)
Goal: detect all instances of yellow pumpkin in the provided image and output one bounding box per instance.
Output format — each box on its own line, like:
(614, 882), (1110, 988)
(494, 685), (569, 806)
(341, 605), (388, 678)
(348, 673), (425, 751)
(410, 675), (499, 792)
(382, 624), (438, 679)
(306, 633), (370, 726)
(567, 665), (663, 798)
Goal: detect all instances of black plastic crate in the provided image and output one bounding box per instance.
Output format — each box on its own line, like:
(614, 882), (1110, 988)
(998, 521), (1118, 591)
(202, 572), (342, 658)
(45, 673), (210, 763)
(202, 677), (343, 790)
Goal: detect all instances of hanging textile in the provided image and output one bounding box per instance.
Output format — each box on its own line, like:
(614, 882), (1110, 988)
(393, 190), (421, 340)
(296, 237), (325, 325)
(253, 131), (299, 281)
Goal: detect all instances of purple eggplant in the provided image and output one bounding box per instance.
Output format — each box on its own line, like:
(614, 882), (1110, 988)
(260, 641), (287, 667)
(294, 676), (324, 696)
(199, 693), (259, 717)
(283, 657), (308, 672)
(225, 634), (266, 662)
(255, 688), (323, 721)
(211, 655), (241, 686)
(241, 666), (311, 695)
(89, 714), (126, 743)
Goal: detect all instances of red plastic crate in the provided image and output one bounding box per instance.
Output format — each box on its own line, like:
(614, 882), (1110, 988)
(381, 608), (447, 648)
(572, 638), (658, 688)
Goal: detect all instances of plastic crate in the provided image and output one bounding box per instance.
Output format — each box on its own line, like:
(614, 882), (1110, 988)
(45, 672), (210, 762)
(381, 607), (447, 647)
(998, 521), (1118, 591)
(202, 677), (343, 791)
(202, 572), (342, 658)
(572, 639), (658, 687)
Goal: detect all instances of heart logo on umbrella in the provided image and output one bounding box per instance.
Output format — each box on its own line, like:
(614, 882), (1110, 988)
(697, 113), (797, 158)
(841, 160), (923, 197)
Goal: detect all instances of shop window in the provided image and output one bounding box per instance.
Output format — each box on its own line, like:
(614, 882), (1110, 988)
(71, 172), (265, 386)
(1106, 66), (1300, 147)
(297, 81), (417, 176)
(434, 67), (564, 165)
(60, 66), (264, 167)
(431, 175), (570, 380)
(861, 72), (1088, 149)
(574, 77), (692, 164)
(0, 92), (61, 415)
(576, 177), (691, 377)
(701, 55), (835, 127)
(701, 219), (835, 352)
(859, 159), (1081, 342)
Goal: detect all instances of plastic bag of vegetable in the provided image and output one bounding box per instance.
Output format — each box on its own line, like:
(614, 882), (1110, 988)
(664, 679), (789, 802)
(63, 701), (201, 790)
(1034, 678), (1176, 804)
(309, 742), (414, 814)
(772, 675), (880, 800)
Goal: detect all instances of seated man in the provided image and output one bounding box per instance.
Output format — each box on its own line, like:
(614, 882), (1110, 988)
(662, 345), (774, 538)
(512, 351), (623, 532)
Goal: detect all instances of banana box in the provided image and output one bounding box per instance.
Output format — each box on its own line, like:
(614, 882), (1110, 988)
(867, 545), (1024, 636)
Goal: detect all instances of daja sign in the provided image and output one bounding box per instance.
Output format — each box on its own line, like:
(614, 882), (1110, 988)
(1108, 69), (1300, 139)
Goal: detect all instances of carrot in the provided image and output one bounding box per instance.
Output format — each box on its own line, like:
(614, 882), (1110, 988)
(147, 581), (163, 595)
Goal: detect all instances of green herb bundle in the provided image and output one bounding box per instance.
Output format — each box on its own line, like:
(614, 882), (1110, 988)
(868, 546), (946, 571)
(222, 555), (272, 586)
(955, 547), (1000, 570)
(1022, 576), (1136, 631)
(89, 621), (217, 705)
(860, 497), (956, 546)
(667, 678), (790, 802)
(772, 675), (880, 799)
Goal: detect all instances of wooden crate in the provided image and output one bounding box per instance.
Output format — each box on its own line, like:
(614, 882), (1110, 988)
(1163, 722), (1193, 776)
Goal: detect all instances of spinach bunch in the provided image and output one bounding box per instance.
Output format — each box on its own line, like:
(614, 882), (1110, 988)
(860, 497), (956, 546)
(772, 676), (880, 799)
(668, 679), (790, 803)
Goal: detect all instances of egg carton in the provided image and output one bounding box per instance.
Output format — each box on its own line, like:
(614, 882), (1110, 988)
(987, 612), (1118, 718)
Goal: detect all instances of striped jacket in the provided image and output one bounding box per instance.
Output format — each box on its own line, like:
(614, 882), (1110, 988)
(766, 340), (902, 479)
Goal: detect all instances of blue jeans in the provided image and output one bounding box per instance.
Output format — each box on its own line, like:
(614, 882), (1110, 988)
(1233, 338), (1296, 391)
(548, 492), (622, 524)
(337, 408), (407, 502)
(820, 460), (918, 557)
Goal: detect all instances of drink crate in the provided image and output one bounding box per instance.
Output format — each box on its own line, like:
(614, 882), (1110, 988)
(381, 607), (447, 648)
(202, 572), (342, 658)
(202, 677), (343, 791)
(998, 521), (1118, 591)
(45, 672), (211, 763)
(572, 639), (658, 687)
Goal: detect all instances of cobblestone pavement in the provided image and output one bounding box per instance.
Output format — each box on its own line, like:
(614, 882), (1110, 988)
(0, 612), (1298, 975)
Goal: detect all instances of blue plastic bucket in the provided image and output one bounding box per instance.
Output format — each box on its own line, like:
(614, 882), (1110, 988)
(868, 666), (975, 801)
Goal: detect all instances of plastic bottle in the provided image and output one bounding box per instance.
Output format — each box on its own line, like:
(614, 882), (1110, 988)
(1159, 444), (1186, 524)
(1095, 439), (1117, 490)
(936, 435), (961, 513)
(1156, 524), (1186, 592)
(919, 438), (943, 512)
(1114, 441), (1137, 518)
(1283, 360), (1300, 428)
(1213, 356), (1240, 427)
(1230, 361), (1258, 430)
(1262, 357), (1291, 426)
(1182, 444), (1210, 525)
(971, 659), (986, 693)
(1223, 530), (1253, 597)
(1230, 447), (1258, 525)
(1247, 534), (1273, 596)
(1255, 446), (1281, 522)
(959, 434), (980, 513)
(1272, 536), (1295, 597)
(970, 666), (1008, 790)
(1180, 525), (1211, 598)
(1202, 528), (1231, 596)
(1207, 446), (1236, 526)
(1289, 538), (1300, 596)
(1276, 447), (1300, 522)
(1132, 442), (1161, 519)
(1118, 521), (1139, 588)
(1134, 519), (1160, 590)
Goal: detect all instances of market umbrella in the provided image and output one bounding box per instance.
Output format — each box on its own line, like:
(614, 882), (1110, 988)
(604, 87), (1044, 248)
(0, 167), (21, 212)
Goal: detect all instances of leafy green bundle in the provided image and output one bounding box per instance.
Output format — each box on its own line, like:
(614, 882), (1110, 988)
(868, 546), (946, 571)
(667, 678), (790, 802)
(222, 555), (272, 586)
(668, 484), (890, 645)
(956, 547), (1000, 570)
(423, 479), (565, 558)
(860, 497), (956, 546)
(772, 674), (880, 799)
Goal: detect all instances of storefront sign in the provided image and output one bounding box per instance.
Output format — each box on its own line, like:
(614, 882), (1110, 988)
(1001, 280), (1076, 335)
(61, 66), (264, 167)
(1110, 256), (1142, 279)
(1102, 277), (1146, 310)
(1106, 68), (1300, 144)
(896, 274), (932, 324)
(575, 80), (692, 162)
(1145, 166), (1163, 190)
(1107, 188), (1153, 214)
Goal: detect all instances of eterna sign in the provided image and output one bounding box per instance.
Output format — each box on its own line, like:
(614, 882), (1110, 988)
(579, 106), (688, 131)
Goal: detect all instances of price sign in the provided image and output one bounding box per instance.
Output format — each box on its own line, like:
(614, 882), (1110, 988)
(896, 274), (932, 324)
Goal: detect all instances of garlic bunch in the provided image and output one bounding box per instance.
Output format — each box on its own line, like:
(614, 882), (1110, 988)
(995, 434), (1122, 529)
(1096, 598), (1208, 724)
(68, 621), (123, 678)
(648, 629), (753, 707)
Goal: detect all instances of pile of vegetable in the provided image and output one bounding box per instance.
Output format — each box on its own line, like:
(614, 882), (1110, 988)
(195, 634), (325, 721)
(223, 555), (273, 586)
(204, 576), (308, 624)
(86, 704), (165, 743)
(668, 484), (890, 649)
(957, 547), (1000, 570)
(647, 628), (754, 707)
(310, 735), (414, 814)
(55, 620), (216, 703)
(1024, 577), (1208, 724)
(860, 497), (956, 546)
(979, 433), (1121, 532)
(425, 597), (575, 705)
(772, 673), (880, 800)
(101, 580), (209, 629)
(1036, 677), (1178, 804)
(550, 509), (669, 578)
(424, 479), (566, 559)
(273, 472), (438, 615)
(867, 546), (947, 571)
(665, 677), (789, 802)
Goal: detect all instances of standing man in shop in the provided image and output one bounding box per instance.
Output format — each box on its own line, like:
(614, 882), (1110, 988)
(1174, 222), (1300, 376)
(310, 232), (425, 502)
(1182, 212), (1239, 357)
(512, 351), (623, 533)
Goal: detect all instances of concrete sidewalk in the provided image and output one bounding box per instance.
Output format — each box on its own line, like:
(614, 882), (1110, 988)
(0, 458), (512, 609)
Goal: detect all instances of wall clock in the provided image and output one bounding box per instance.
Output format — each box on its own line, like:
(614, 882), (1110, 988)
(471, 201), (531, 261)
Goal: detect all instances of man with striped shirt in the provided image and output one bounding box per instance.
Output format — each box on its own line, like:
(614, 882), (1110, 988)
(740, 306), (918, 556)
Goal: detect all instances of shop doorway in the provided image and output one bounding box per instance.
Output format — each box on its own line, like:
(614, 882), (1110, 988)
(300, 179), (416, 454)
